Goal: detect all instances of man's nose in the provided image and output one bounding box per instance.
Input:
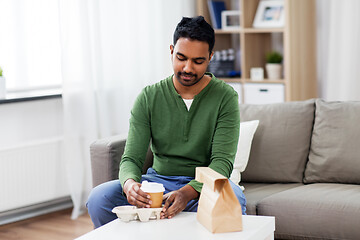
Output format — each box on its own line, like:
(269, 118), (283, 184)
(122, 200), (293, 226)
(183, 60), (193, 73)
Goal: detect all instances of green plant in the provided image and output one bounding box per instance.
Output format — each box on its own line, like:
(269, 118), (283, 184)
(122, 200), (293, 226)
(266, 51), (283, 64)
(0, 66), (3, 77)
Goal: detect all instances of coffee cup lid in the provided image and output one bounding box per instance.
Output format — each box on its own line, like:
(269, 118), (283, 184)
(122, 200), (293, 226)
(140, 181), (165, 193)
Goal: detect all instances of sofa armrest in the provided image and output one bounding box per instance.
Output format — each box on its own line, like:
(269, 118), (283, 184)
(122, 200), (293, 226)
(90, 135), (126, 187)
(90, 135), (154, 188)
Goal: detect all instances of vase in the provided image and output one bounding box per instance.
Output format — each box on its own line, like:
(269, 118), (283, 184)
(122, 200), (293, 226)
(265, 63), (282, 80)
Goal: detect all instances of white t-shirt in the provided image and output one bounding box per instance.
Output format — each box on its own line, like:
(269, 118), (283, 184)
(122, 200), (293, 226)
(183, 98), (194, 111)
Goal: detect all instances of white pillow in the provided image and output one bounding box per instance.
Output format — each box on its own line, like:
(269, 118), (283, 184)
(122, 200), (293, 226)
(230, 120), (260, 187)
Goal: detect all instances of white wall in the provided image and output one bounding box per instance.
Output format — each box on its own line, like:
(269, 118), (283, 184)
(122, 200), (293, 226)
(0, 98), (69, 212)
(0, 98), (63, 149)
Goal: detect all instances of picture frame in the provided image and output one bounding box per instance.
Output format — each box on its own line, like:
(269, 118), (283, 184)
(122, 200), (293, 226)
(252, 0), (284, 28)
(250, 67), (264, 81)
(221, 10), (241, 30)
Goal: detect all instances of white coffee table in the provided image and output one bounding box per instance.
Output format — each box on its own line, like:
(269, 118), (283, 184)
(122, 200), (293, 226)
(76, 212), (275, 240)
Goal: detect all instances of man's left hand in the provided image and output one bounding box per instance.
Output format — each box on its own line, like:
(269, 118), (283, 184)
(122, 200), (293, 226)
(160, 185), (199, 219)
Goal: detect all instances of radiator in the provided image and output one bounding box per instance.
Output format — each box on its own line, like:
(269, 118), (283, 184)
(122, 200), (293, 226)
(0, 138), (70, 212)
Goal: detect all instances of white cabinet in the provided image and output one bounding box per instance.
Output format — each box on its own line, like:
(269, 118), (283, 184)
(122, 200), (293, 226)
(244, 83), (284, 104)
(226, 82), (242, 104)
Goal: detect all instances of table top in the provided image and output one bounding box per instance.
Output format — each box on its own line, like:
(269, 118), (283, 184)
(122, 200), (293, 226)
(76, 212), (275, 240)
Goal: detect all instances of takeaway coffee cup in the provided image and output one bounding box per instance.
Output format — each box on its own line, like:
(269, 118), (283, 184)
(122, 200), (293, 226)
(140, 181), (165, 208)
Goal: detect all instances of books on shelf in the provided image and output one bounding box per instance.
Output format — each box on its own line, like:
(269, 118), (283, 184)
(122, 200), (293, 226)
(207, 0), (226, 29)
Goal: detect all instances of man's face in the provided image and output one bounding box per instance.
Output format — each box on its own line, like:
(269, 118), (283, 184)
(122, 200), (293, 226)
(170, 38), (213, 87)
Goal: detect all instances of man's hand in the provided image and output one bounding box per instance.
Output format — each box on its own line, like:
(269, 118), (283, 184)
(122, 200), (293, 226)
(123, 179), (151, 208)
(161, 185), (199, 219)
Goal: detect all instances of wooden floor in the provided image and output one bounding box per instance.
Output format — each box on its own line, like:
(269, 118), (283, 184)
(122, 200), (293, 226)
(0, 209), (94, 240)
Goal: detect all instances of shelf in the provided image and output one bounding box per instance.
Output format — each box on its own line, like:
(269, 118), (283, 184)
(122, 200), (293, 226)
(242, 28), (284, 33)
(219, 78), (242, 82)
(198, 0), (317, 103)
(244, 79), (285, 84)
(215, 28), (283, 34)
(214, 29), (242, 34)
(218, 78), (285, 84)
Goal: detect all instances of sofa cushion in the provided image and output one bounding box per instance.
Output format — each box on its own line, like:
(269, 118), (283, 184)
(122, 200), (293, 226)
(230, 120), (259, 186)
(240, 99), (315, 183)
(242, 183), (303, 215)
(304, 99), (360, 184)
(257, 183), (360, 239)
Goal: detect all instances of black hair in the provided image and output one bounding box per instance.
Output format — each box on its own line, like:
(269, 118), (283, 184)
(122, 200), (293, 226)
(173, 16), (215, 54)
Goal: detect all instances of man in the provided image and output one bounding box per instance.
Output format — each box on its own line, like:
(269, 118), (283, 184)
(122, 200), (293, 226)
(87, 16), (246, 228)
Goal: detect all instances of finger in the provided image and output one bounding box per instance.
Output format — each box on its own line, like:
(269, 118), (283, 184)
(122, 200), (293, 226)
(136, 187), (151, 199)
(133, 188), (151, 205)
(164, 199), (179, 218)
(162, 193), (170, 200)
(164, 197), (187, 219)
(129, 196), (150, 208)
(128, 188), (151, 208)
(162, 192), (174, 210)
(165, 203), (182, 218)
(163, 191), (173, 198)
(134, 196), (151, 208)
(133, 184), (140, 192)
(161, 194), (175, 219)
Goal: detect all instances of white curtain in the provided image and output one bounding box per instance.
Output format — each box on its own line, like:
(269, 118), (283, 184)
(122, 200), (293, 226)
(58, 0), (196, 218)
(317, 0), (360, 101)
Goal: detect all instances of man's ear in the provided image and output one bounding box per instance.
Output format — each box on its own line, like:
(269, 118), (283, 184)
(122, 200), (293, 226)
(170, 45), (174, 55)
(209, 51), (214, 61)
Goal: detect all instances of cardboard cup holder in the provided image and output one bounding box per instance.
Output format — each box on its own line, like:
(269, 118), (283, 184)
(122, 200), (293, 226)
(112, 206), (162, 222)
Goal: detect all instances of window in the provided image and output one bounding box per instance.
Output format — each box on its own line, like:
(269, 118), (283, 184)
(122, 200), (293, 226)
(0, 1), (62, 91)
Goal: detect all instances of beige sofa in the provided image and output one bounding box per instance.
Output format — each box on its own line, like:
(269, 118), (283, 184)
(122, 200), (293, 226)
(90, 99), (360, 240)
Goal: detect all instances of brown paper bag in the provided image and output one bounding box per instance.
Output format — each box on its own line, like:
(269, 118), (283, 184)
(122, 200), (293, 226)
(195, 167), (243, 233)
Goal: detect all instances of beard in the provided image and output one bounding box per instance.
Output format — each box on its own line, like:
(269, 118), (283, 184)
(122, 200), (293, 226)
(175, 71), (205, 87)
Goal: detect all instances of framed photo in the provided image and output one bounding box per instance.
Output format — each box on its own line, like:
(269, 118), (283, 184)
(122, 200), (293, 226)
(252, 0), (284, 28)
(221, 10), (241, 30)
(250, 67), (264, 81)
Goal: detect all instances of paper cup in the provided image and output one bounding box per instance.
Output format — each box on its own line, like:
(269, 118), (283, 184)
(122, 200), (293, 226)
(140, 181), (165, 208)
(147, 192), (163, 208)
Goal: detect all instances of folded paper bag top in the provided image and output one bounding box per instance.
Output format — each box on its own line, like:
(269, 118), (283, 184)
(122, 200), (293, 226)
(195, 167), (243, 233)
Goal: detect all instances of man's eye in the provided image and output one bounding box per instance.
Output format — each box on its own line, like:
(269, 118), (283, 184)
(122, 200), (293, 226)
(177, 56), (186, 61)
(194, 60), (205, 65)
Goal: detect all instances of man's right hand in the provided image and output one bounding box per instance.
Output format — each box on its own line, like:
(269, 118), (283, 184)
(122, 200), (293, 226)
(123, 179), (152, 208)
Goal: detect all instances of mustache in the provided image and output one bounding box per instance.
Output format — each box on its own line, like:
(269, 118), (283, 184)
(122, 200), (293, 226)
(178, 72), (197, 78)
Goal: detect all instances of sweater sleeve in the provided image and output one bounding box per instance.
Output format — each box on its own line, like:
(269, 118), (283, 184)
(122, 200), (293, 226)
(188, 90), (240, 193)
(119, 89), (151, 188)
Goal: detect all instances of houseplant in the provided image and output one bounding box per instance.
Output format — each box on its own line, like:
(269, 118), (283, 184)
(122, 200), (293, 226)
(0, 66), (6, 99)
(265, 51), (283, 80)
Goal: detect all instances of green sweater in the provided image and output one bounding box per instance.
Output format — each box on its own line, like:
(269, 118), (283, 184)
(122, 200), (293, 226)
(119, 73), (240, 193)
